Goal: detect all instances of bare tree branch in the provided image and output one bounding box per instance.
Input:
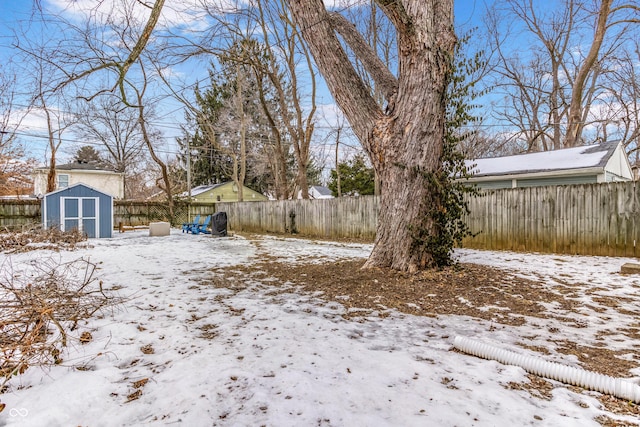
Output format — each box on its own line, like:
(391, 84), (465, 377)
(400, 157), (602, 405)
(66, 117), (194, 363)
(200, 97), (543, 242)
(328, 12), (397, 101)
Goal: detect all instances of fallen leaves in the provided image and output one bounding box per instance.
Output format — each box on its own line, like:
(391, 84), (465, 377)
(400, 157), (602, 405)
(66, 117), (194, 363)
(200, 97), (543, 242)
(79, 332), (93, 344)
(140, 344), (154, 355)
(126, 378), (150, 403)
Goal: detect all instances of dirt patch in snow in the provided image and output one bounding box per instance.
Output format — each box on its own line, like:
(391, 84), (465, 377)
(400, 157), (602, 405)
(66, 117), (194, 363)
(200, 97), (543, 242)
(207, 256), (639, 425)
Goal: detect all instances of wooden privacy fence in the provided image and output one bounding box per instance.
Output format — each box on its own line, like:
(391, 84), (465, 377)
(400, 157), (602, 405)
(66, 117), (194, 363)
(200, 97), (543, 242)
(217, 197), (379, 240)
(0, 200), (41, 230)
(219, 181), (640, 257)
(462, 182), (640, 257)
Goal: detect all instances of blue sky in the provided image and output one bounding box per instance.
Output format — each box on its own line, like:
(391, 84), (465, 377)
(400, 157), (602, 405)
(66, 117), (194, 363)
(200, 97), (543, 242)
(0, 0), (489, 166)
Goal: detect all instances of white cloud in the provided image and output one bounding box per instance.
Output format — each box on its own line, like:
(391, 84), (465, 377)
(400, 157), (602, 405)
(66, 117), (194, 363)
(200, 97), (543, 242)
(43, 0), (218, 32)
(10, 107), (49, 134)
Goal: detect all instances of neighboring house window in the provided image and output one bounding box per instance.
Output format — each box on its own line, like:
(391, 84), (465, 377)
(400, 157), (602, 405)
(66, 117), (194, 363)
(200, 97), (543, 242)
(58, 174), (69, 188)
(216, 195), (221, 201)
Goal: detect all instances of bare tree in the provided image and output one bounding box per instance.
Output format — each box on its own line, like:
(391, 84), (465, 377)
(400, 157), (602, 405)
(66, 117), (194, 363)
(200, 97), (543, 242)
(0, 66), (22, 151)
(565, 0), (640, 147)
(243, 40), (296, 200)
(13, 27), (75, 193)
(175, 0), (317, 199)
(255, 1), (318, 199)
(125, 157), (166, 200)
(0, 65), (36, 197)
(129, 62), (176, 219)
(33, 66), (75, 193)
(40, 99), (68, 193)
(192, 60), (253, 202)
(599, 41), (640, 163)
(487, 0), (639, 151)
(284, 1), (457, 271)
(486, 1), (575, 151)
(75, 95), (146, 197)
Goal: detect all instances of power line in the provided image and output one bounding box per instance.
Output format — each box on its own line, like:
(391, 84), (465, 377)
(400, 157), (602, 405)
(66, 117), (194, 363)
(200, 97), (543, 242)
(3, 0), (478, 164)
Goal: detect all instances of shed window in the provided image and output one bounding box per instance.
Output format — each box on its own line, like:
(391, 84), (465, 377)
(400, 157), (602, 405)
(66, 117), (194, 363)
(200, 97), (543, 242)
(58, 174), (69, 188)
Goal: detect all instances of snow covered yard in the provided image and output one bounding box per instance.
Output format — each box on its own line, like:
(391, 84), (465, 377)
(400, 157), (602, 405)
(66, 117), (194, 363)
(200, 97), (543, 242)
(0, 230), (639, 426)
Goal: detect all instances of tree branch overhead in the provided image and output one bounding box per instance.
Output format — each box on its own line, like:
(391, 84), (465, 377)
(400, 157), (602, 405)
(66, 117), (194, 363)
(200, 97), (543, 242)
(328, 12), (398, 102)
(286, 0), (382, 148)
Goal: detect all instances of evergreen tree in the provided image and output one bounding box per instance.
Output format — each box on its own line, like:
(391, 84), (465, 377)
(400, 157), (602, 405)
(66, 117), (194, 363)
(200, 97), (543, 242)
(74, 145), (109, 168)
(328, 154), (375, 196)
(178, 57), (275, 194)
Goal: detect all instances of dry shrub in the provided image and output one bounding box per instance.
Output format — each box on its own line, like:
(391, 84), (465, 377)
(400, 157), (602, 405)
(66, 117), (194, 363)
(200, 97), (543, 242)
(0, 256), (122, 392)
(0, 226), (88, 253)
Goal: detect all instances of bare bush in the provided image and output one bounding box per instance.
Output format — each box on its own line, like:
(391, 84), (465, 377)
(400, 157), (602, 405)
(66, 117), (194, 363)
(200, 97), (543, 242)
(0, 226), (88, 253)
(0, 256), (122, 392)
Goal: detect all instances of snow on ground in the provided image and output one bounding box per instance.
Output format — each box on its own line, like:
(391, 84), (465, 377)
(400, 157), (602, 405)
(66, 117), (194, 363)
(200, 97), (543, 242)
(1, 230), (639, 427)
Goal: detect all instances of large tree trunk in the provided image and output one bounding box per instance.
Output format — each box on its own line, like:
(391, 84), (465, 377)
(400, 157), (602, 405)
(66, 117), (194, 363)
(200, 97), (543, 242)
(286, 0), (455, 272)
(367, 82), (448, 271)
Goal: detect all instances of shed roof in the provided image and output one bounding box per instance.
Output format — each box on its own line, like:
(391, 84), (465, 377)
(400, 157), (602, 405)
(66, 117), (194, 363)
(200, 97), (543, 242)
(43, 182), (113, 198)
(466, 141), (620, 178)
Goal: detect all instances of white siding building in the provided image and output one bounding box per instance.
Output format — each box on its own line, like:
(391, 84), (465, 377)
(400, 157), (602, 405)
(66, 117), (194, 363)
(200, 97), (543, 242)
(33, 162), (125, 199)
(465, 141), (633, 190)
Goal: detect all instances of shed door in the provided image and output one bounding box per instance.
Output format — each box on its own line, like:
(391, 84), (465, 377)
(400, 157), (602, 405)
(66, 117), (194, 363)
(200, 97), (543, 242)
(61, 197), (99, 238)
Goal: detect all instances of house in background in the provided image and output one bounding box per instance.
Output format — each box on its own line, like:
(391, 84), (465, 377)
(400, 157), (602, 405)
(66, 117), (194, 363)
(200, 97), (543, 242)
(465, 141), (633, 190)
(32, 161), (125, 199)
(180, 182), (268, 203)
(298, 185), (334, 199)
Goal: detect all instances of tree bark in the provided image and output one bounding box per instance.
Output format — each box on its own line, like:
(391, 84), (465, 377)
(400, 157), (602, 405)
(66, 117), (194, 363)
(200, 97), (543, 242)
(286, 0), (455, 272)
(327, 12), (397, 101)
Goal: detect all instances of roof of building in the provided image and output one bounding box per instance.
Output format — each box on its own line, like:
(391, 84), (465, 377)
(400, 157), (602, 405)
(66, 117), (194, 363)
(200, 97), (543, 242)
(188, 183), (226, 197)
(466, 141), (620, 178)
(180, 182), (269, 198)
(310, 185), (333, 197)
(36, 161), (118, 172)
